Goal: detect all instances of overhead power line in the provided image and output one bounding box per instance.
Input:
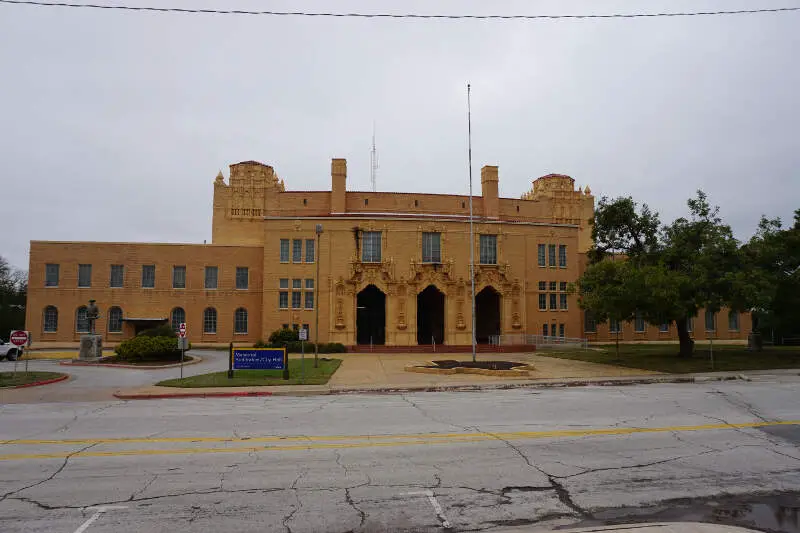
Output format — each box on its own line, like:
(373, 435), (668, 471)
(1, 0), (799, 20)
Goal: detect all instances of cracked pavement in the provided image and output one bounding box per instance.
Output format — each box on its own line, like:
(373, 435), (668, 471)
(2, 381), (800, 532)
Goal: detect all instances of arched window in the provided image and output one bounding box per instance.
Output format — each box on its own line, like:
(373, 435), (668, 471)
(705, 310), (716, 332)
(107, 307), (123, 333)
(728, 311), (740, 331)
(75, 306), (89, 333)
(203, 307), (217, 334)
(171, 307), (185, 332)
(43, 306), (58, 333)
(234, 308), (248, 334)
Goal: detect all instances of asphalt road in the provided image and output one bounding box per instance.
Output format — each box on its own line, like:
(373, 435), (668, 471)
(2, 382), (800, 533)
(0, 350), (228, 403)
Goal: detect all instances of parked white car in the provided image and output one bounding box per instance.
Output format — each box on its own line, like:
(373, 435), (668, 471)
(0, 338), (21, 361)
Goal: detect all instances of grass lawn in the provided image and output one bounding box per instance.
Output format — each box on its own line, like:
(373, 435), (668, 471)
(537, 344), (800, 374)
(157, 358), (342, 387)
(0, 371), (66, 388)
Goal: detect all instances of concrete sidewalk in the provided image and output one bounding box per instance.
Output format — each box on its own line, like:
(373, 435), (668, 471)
(113, 351), (672, 399)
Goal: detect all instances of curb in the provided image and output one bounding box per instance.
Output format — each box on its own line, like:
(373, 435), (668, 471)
(11, 374), (70, 389)
(114, 389), (273, 400)
(113, 374), (742, 400)
(61, 355), (202, 370)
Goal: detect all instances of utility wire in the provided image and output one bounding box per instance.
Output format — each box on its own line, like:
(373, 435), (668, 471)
(1, 0), (799, 20)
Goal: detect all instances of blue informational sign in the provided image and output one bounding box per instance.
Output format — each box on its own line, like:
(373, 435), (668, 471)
(232, 348), (286, 370)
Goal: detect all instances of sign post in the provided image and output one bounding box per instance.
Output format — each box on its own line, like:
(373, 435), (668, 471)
(228, 342), (234, 379)
(299, 327), (308, 384)
(10, 330), (29, 376)
(178, 323), (187, 379)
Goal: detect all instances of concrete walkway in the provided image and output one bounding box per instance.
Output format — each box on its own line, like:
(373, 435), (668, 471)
(115, 351), (668, 399)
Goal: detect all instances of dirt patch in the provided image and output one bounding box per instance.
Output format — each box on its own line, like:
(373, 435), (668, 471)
(430, 360), (525, 371)
(404, 360), (534, 378)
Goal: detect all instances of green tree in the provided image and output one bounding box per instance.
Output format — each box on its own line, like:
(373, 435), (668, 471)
(578, 191), (752, 358)
(0, 256), (26, 340)
(741, 209), (800, 342)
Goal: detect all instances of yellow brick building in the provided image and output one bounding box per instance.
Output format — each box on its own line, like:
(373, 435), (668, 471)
(25, 159), (749, 347)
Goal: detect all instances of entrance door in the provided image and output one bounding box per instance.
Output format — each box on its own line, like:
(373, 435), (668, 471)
(417, 285), (445, 345)
(475, 286), (501, 344)
(356, 285), (386, 345)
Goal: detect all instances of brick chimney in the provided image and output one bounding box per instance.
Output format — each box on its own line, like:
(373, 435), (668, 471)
(331, 158), (347, 213)
(481, 165), (499, 219)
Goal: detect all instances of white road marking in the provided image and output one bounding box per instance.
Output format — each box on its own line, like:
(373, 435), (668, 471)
(73, 505), (128, 533)
(403, 490), (451, 528)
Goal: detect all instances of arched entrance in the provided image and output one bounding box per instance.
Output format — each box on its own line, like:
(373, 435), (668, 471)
(475, 286), (501, 344)
(356, 285), (386, 345)
(417, 285), (445, 345)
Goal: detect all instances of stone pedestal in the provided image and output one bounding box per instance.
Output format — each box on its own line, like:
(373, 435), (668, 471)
(79, 335), (103, 361)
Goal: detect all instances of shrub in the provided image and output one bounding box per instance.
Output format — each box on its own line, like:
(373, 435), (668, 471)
(325, 342), (347, 353)
(138, 324), (177, 338)
(115, 335), (180, 362)
(254, 339), (267, 348)
(268, 328), (298, 346)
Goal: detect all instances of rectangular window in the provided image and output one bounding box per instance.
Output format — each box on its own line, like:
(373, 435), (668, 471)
(279, 292), (289, 309)
(549, 281), (557, 291)
(584, 311), (597, 333)
(610, 319), (621, 333)
(305, 292), (314, 310)
(236, 267), (249, 290)
(422, 232), (442, 263)
(305, 239), (315, 263)
(635, 312), (646, 332)
(537, 244), (546, 267)
(279, 278), (289, 289)
(559, 293), (568, 310)
(538, 281), (546, 291)
(362, 231), (382, 263)
(687, 317), (694, 333)
(705, 310), (716, 332)
(292, 292), (302, 309)
(559, 324), (565, 337)
(141, 265), (155, 288)
(659, 322), (670, 332)
(548, 244), (557, 266)
(559, 281), (567, 292)
(558, 245), (567, 268)
(292, 278), (302, 290)
(543, 324), (549, 337)
(280, 239), (290, 262)
(110, 264), (124, 288)
(204, 266), (218, 289)
(45, 264), (59, 287)
(292, 239), (302, 263)
(539, 294), (547, 311)
(479, 234), (497, 265)
(549, 293), (557, 310)
(728, 312), (740, 331)
(172, 266), (186, 289)
(78, 264), (92, 288)
(305, 278), (314, 289)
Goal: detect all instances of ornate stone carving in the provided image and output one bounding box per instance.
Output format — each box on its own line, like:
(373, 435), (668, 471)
(408, 258), (455, 286)
(335, 280), (346, 329)
(349, 257), (395, 287)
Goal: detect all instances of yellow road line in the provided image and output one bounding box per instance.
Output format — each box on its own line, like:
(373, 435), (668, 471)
(0, 420), (796, 461)
(4, 420), (798, 447)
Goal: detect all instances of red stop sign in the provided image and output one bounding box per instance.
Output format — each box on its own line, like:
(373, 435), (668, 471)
(10, 330), (29, 347)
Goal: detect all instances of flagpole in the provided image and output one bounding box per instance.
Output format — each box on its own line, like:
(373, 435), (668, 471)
(467, 83), (477, 363)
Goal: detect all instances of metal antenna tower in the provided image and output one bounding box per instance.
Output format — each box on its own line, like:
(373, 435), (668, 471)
(370, 122), (378, 192)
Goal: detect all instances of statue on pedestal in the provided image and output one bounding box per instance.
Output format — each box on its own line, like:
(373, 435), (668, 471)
(78, 299), (103, 361)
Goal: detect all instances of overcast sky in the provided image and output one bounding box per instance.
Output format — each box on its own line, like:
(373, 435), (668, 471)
(2, 0), (798, 270)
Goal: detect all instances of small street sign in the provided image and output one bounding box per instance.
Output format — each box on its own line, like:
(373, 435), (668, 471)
(178, 323), (187, 338)
(10, 330), (29, 347)
(299, 328), (308, 341)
